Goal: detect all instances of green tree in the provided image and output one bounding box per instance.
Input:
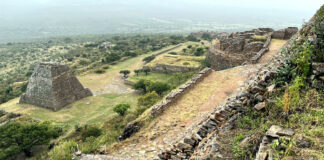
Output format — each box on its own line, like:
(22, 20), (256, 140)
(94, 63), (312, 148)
(194, 47), (204, 56)
(113, 103), (131, 116)
(105, 53), (121, 63)
(0, 121), (60, 159)
(186, 35), (199, 42)
(143, 68), (151, 75)
(134, 69), (141, 76)
(148, 82), (170, 95)
(133, 79), (150, 93)
(137, 91), (160, 107)
(120, 70), (130, 78)
(202, 33), (213, 41)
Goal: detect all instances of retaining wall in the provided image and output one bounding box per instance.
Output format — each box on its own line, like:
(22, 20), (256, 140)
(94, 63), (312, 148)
(158, 34), (298, 160)
(151, 67), (213, 116)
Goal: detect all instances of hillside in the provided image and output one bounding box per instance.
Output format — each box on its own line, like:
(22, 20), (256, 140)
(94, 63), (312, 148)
(0, 4), (323, 160)
(78, 5), (324, 160)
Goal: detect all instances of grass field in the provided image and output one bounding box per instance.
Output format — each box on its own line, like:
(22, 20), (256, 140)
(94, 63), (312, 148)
(145, 41), (208, 68)
(0, 44), (188, 128)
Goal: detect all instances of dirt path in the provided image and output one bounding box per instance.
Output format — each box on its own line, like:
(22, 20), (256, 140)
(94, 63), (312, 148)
(80, 39), (287, 160)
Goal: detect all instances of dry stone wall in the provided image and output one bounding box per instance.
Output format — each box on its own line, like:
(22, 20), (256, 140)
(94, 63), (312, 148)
(151, 68), (213, 116)
(158, 34), (298, 160)
(118, 68), (212, 141)
(207, 27), (298, 71)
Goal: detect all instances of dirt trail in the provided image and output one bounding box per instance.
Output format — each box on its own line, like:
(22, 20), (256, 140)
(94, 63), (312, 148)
(80, 39), (286, 160)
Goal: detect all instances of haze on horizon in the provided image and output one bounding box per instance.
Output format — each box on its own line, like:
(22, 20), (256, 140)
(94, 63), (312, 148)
(0, 0), (322, 43)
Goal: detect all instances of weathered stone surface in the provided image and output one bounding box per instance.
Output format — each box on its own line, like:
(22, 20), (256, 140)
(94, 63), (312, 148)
(312, 62), (324, 75)
(266, 125), (294, 138)
(296, 136), (312, 148)
(273, 27), (298, 40)
(19, 62), (92, 111)
(118, 122), (140, 141)
(254, 102), (266, 110)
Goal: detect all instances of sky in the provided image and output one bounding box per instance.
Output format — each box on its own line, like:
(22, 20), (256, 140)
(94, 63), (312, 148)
(0, 0), (323, 42)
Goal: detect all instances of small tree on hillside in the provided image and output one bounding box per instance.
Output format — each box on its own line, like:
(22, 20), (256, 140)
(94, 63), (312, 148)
(120, 70), (130, 78)
(113, 103), (130, 116)
(143, 68), (151, 75)
(194, 47), (204, 56)
(134, 69), (141, 76)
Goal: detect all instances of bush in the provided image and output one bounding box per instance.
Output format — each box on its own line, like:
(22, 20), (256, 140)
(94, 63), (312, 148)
(94, 69), (105, 74)
(137, 91), (160, 107)
(81, 126), (102, 140)
(147, 81), (171, 95)
(133, 79), (150, 93)
(80, 137), (100, 154)
(48, 140), (78, 160)
(113, 103), (131, 116)
(194, 47), (204, 56)
(183, 62), (190, 66)
(143, 55), (155, 63)
(105, 53), (121, 63)
(0, 121), (61, 159)
(168, 52), (178, 55)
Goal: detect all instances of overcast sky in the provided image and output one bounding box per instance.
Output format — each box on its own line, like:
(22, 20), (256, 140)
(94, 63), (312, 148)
(0, 0), (323, 42)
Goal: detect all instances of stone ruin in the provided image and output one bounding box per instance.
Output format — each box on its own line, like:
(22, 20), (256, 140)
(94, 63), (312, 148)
(206, 27), (298, 70)
(19, 62), (92, 111)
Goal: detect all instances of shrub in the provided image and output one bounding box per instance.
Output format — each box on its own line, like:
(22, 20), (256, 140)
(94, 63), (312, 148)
(143, 55), (155, 63)
(113, 103), (131, 116)
(80, 137), (100, 154)
(273, 60), (294, 87)
(147, 81), (171, 95)
(183, 62), (190, 66)
(81, 126), (102, 140)
(48, 140), (78, 160)
(194, 47), (204, 56)
(105, 53), (121, 63)
(168, 52), (178, 55)
(133, 79), (150, 93)
(94, 69), (105, 74)
(137, 91), (160, 107)
(0, 121), (61, 159)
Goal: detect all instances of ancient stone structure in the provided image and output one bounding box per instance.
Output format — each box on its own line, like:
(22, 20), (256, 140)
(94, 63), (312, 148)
(158, 33), (298, 160)
(19, 62), (92, 111)
(207, 27), (298, 71)
(311, 62), (324, 90)
(119, 68), (213, 141)
(272, 27), (298, 39)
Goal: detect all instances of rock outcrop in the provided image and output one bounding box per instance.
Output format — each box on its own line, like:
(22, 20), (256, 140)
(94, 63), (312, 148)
(19, 62), (92, 111)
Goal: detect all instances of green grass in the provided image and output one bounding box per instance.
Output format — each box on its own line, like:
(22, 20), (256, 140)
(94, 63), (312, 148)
(252, 35), (267, 41)
(0, 93), (138, 128)
(0, 44), (187, 129)
(128, 72), (173, 83)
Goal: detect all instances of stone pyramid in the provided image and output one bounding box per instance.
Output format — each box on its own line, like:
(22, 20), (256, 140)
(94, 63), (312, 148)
(19, 62), (93, 111)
